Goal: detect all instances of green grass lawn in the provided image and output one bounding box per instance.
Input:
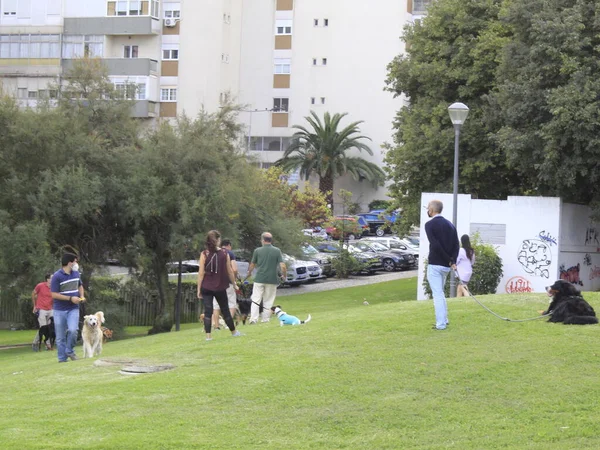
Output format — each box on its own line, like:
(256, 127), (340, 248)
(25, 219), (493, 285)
(1, 277), (600, 449)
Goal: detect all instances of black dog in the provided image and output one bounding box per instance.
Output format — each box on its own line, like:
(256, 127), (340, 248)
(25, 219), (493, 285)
(235, 299), (251, 325)
(38, 317), (56, 350)
(544, 280), (598, 325)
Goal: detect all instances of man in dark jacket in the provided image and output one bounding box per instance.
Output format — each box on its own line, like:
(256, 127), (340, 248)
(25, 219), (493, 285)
(425, 200), (460, 330)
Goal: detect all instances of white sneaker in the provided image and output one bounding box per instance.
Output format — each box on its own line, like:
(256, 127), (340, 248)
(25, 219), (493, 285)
(260, 318), (270, 323)
(249, 320), (257, 325)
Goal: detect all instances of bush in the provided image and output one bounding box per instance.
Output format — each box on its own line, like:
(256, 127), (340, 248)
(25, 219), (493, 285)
(422, 238), (503, 298)
(368, 199), (393, 211)
(331, 249), (366, 279)
(325, 218), (363, 240)
(19, 294), (38, 330)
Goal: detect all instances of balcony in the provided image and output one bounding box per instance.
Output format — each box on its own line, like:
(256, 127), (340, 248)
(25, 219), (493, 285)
(0, 58), (61, 77)
(63, 17), (161, 36)
(62, 58), (158, 77)
(132, 100), (158, 118)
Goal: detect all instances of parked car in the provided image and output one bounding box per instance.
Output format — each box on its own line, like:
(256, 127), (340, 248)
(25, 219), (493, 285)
(302, 227), (329, 240)
(301, 243), (335, 277)
(356, 210), (399, 237)
(349, 240), (413, 272)
(282, 254), (324, 285)
(314, 241), (382, 274)
(362, 237), (419, 261)
(325, 216), (369, 240)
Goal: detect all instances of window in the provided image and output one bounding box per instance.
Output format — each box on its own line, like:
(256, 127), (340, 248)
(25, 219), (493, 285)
(107, 1), (154, 17)
(221, 53), (229, 63)
(273, 98), (289, 112)
(17, 88), (27, 98)
(275, 19), (292, 35)
(324, 18), (329, 26)
(62, 35), (103, 59)
(161, 88), (177, 102)
(321, 97), (326, 104)
(322, 58), (327, 65)
(124, 45), (138, 58)
(274, 58), (291, 74)
(162, 49), (178, 60)
(1, 34), (61, 59)
(164, 10), (180, 18)
(111, 76), (148, 100)
(312, 58), (317, 66)
(310, 97), (315, 105)
(313, 19), (318, 26)
(223, 13), (231, 23)
(28, 91), (38, 98)
(2, 0), (17, 16)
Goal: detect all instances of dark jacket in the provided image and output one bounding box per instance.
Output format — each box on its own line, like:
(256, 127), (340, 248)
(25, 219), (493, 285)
(425, 215), (460, 267)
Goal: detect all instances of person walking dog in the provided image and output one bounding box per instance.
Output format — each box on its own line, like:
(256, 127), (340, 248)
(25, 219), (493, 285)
(425, 200), (459, 330)
(456, 234), (475, 297)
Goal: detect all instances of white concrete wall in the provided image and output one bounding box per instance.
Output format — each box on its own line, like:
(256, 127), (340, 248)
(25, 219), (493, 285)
(65, 0), (106, 18)
(418, 193), (563, 300)
(559, 203), (600, 291)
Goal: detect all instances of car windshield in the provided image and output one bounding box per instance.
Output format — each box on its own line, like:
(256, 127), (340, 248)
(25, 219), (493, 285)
(404, 237), (420, 247)
(349, 242), (372, 252)
(316, 243), (340, 253)
(302, 244), (319, 255)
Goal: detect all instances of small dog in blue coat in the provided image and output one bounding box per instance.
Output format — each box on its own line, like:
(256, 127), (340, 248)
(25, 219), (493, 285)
(271, 305), (311, 326)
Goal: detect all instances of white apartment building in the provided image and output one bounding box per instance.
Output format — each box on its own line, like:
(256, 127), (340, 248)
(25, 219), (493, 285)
(0, 0), (432, 210)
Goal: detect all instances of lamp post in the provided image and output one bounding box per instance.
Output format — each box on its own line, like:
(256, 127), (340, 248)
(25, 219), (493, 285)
(447, 102), (469, 297)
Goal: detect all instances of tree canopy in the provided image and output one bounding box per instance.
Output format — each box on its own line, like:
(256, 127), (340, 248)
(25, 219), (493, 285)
(385, 0), (600, 233)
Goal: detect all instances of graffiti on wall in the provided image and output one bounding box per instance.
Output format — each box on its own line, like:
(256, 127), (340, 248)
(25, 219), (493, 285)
(585, 227), (600, 246)
(559, 263), (583, 286)
(505, 276), (533, 294)
(589, 266), (600, 281)
(538, 230), (557, 246)
(517, 239), (552, 278)
(584, 253), (592, 266)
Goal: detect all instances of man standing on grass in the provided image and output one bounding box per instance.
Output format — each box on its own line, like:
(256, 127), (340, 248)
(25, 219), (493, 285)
(425, 200), (459, 330)
(31, 273), (53, 351)
(243, 232), (287, 324)
(51, 253), (85, 362)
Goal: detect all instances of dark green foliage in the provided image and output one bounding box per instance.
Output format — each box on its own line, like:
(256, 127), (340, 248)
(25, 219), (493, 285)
(368, 200), (393, 211)
(330, 249), (367, 279)
(422, 238), (503, 297)
(86, 277), (128, 339)
(19, 295), (38, 330)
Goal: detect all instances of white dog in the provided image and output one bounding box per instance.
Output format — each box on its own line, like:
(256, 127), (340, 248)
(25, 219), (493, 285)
(82, 311), (105, 358)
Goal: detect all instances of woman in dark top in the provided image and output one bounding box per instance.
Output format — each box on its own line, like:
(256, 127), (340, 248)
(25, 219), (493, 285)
(197, 230), (241, 341)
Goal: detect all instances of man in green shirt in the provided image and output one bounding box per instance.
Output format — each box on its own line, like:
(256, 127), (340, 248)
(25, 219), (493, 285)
(244, 232), (287, 323)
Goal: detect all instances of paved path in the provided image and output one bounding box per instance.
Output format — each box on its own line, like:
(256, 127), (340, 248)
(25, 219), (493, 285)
(277, 270), (417, 297)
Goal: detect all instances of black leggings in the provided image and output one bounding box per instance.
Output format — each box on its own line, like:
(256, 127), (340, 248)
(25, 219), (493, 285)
(201, 288), (235, 333)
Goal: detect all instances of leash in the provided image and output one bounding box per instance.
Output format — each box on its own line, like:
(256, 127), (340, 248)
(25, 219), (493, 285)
(454, 270), (552, 322)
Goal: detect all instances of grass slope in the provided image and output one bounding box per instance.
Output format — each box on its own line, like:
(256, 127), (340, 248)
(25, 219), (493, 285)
(1, 278), (600, 449)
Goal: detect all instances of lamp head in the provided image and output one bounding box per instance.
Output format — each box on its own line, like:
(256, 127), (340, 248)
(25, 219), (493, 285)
(448, 102), (469, 126)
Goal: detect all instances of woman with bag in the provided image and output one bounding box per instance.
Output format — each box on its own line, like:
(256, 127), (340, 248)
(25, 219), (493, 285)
(197, 230), (242, 341)
(456, 234), (475, 297)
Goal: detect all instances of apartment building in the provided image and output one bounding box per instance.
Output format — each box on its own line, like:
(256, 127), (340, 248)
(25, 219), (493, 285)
(0, 0), (432, 210)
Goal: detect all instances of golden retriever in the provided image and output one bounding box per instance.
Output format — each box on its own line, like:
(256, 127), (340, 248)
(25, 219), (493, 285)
(82, 311), (105, 358)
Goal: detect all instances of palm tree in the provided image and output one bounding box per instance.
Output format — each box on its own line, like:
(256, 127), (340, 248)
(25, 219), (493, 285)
(276, 111), (386, 207)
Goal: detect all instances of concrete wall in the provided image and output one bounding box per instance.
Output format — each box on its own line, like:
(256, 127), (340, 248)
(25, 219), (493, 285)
(418, 193), (566, 300)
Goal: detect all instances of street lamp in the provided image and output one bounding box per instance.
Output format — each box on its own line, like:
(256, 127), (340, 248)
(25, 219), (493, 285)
(447, 102), (469, 297)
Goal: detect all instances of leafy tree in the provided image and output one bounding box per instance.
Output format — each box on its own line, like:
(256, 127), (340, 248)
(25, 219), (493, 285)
(384, 0), (519, 235)
(276, 111), (386, 207)
(493, 0), (600, 210)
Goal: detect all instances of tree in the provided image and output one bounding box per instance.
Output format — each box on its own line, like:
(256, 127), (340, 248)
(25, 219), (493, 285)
(276, 111), (386, 207)
(384, 0), (519, 235)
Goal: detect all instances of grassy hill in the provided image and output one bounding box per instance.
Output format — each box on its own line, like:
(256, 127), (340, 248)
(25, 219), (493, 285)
(1, 277), (599, 449)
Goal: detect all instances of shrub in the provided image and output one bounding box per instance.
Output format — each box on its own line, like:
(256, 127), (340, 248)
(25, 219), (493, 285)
(19, 294), (38, 330)
(331, 249), (366, 279)
(368, 199), (393, 211)
(422, 237), (503, 298)
(325, 218), (363, 240)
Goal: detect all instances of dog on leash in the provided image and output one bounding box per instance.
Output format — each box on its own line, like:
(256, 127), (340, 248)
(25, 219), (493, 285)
(270, 305), (311, 326)
(82, 311), (105, 358)
(544, 280), (598, 325)
(38, 316), (56, 351)
(234, 299), (251, 326)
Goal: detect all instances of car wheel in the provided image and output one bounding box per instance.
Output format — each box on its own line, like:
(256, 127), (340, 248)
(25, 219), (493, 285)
(376, 227), (385, 237)
(347, 233), (356, 241)
(383, 259), (396, 272)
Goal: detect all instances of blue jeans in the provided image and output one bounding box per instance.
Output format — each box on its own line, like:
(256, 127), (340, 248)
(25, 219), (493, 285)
(427, 264), (450, 329)
(53, 308), (80, 361)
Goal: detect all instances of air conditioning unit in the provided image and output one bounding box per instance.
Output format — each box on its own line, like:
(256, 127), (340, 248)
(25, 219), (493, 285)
(164, 18), (177, 27)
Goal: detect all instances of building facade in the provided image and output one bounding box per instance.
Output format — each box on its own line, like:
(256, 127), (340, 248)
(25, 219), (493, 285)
(0, 0), (432, 210)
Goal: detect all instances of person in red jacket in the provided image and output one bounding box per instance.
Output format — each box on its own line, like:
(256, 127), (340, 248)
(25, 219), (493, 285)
(31, 274), (53, 351)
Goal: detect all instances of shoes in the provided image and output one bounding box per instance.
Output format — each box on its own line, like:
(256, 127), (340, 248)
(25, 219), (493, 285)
(249, 320), (257, 325)
(260, 318), (270, 323)
(32, 343), (39, 352)
(231, 331), (243, 337)
(431, 326), (446, 330)
(58, 360), (67, 363)
(206, 337), (213, 341)
(214, 327), (221, 331)
(66, 353), (78, 361)
(45, 343), (52, 351)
